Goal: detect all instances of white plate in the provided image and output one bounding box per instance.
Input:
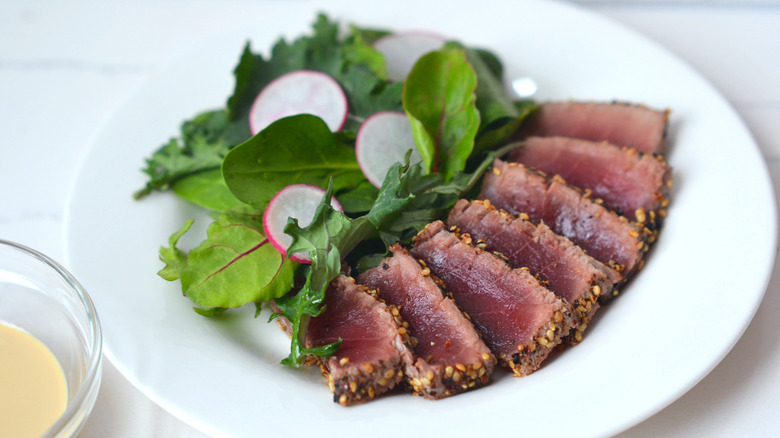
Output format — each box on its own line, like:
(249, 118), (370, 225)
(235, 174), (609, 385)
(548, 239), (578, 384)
(64, 1), (777, 437)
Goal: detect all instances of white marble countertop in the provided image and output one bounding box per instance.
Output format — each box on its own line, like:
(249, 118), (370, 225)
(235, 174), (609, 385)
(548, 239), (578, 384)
(2, 1), (779, 436)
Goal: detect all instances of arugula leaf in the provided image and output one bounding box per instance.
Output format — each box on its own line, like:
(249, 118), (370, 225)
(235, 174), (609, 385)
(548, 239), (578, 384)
(271, 182), (351, 367)
(226, 14), (402, 133)
(273, 158), (416, 366)
(403, 49), (481, 180)
(222, 114), (366, 211)
(137, 14), (400, 205)
(134, 110), (232, 200)
(158, 206), (297, 312)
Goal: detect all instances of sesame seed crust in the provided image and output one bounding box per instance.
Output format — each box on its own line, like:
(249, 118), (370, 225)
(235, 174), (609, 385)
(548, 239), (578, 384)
(412, 221), (577, 378)
(358, 244), (497, 399)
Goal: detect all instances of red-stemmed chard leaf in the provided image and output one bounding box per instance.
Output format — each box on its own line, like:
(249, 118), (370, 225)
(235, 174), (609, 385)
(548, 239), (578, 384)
(159, 206), (297, 313)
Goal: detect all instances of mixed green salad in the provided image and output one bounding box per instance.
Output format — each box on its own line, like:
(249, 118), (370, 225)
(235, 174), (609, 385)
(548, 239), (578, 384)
(135, 14), (536, 367)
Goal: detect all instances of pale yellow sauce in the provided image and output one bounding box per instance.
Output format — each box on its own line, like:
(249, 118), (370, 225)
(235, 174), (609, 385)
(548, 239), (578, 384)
(0, 323), (68, 438)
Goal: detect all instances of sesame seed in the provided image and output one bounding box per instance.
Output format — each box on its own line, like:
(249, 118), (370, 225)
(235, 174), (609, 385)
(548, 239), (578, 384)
(445, 366), (454, 378)
(339, 394), (347, 406)
(339, 357), (350, 366)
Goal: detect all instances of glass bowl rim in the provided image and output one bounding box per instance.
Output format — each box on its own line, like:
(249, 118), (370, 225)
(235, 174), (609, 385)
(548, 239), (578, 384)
(0, 239), (103, 437)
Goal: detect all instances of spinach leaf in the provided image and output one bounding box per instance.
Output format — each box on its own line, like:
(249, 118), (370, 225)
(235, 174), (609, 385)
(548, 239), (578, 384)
(403, 49), (480, 180)
(447, 43), (538, 156)
(221, 115), (365, 211)
(158, 206), (297, 312)
(137, 14), (400, 205)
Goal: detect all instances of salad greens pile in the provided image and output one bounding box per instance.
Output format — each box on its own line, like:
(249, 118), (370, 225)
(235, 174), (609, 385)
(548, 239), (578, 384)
(137, 14), (536, 366)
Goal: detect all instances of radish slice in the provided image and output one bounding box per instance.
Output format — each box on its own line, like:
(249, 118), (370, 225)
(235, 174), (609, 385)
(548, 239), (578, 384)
(356, 111), (421, 188)
(374, 32), (446, 82)
(249, 70), (348, 135)
(263, 184), (343, 263)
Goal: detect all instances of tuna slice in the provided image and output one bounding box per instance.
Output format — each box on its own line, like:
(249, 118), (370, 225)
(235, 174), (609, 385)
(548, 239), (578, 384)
(410, 221), (577, 377)
(507, 136), (672, 225)
(358, 245), (496, 399)
(479, 159), (648, 284)
(303, 275), (412, 406)
(448, 199), (617, 340)
(516, 101), (670, 155)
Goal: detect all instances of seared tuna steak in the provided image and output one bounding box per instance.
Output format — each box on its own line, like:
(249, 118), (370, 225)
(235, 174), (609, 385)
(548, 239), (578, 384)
(303, 275), (412, 406)
(411, 221), (576, 377)
(448, 199), (616, 341)
(516, 101), (670, 155)
(507, 136), (672, 224)
(479, 159), (648, 283)
(358, 245), (496, 399)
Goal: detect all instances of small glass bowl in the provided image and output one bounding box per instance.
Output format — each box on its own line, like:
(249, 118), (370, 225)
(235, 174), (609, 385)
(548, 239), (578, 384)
(0, 239), (102, 437)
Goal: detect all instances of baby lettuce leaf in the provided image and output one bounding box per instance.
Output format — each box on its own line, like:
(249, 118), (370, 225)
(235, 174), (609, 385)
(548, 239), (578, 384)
(222, 115), (365, 211)
(403, 49), (480, 181)
(158, 206), (297, 313)
(171, 169), (244, 211)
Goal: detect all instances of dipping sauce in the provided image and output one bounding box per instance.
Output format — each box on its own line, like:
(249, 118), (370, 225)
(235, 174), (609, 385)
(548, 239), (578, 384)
(0, 323), (68, 438)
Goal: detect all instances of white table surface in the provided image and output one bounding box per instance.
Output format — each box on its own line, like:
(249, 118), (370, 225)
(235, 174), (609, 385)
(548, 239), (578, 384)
(2, 1), (779, 436)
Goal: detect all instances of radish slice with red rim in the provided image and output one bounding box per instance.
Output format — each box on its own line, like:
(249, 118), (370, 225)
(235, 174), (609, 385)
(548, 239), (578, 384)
(374, 32), (447, 82)
(356, 111), (421, 188)
(263, 184), (343, 263)
(249, 70), (348, 135)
